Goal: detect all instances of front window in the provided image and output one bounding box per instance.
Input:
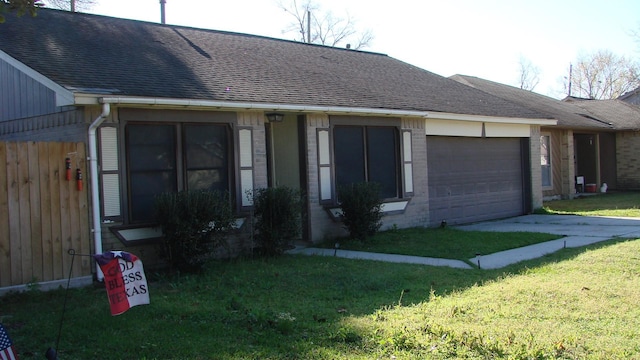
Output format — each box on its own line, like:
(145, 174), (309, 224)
(333, 125), (400, 199)
(184, 124), (229, 191)
(540, 134), (551, 187)
(126, 123), (231, 223)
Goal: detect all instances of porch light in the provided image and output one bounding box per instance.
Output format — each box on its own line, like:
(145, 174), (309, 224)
(266, 113), (285, 122)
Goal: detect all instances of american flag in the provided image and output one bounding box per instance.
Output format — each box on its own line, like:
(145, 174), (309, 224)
(0, 324), (17, 360)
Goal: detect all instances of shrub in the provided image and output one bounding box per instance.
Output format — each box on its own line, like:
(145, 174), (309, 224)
(153, 190), (236, 272)
(338, 182), (383, 241)
(250, 187), (302, 256)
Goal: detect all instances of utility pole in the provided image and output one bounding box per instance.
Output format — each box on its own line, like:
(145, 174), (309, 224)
(306, 10), (311, 43)
(567, 63), (573, 97)
(70, 0), (75, 12)
(160, 0), (166, 24)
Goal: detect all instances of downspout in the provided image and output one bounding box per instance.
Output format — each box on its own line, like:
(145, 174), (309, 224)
(89, 103), (111, 281)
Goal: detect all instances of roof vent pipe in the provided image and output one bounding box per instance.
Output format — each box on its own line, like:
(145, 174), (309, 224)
(160, 0), (166, 24)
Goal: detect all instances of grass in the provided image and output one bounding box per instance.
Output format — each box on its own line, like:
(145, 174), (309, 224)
(355, 239), (640, 359)
(2, 192), (640, 359)
(319, 227), (560, 260)
(2, 240), (640, 359)
(539, 191), (640, 217)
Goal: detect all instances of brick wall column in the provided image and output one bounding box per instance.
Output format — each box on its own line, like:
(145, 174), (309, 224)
(530, 125), (543, 209)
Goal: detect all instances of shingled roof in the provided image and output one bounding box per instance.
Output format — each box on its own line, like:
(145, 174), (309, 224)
(450, 75), (614, 130)
(564, 98), (640, 131)
(0, 9), (550, 120)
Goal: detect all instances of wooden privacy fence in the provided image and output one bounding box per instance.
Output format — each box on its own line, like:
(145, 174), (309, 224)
(0, 141), (92, 289)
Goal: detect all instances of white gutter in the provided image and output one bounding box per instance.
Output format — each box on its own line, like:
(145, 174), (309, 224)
(88, 103), (111, 281)
(98, 96), (430, 118)
(97, 96), (559, 126)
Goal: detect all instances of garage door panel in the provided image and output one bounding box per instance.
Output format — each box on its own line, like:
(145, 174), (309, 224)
(427, 136), (524, 226)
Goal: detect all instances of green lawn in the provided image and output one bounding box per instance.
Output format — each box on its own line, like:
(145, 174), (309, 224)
(3, 239), (639, 359)
(540, 191), (640, 217)
(2, 192), (639, 359)
(318, 227), (560, 261)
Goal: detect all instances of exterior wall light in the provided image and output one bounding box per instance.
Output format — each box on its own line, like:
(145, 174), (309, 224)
(266, 113), (285, 122)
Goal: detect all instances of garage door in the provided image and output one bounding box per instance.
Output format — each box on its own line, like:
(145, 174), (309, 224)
(427, 136), (527, 226)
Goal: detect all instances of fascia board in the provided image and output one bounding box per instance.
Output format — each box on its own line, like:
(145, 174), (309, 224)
(96, 96), (429, 118)
(428, 111), (558, 126)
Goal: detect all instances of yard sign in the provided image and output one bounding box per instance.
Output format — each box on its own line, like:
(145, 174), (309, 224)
(93, 251), (150, 316)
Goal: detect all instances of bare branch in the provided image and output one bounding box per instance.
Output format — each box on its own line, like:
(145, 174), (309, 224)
(570, 50), (640, 99)
(517, 55), (541, 91)
(277, 0), (316, 42)
(44, 0), (95, 12)
(279, 0), (373, 49)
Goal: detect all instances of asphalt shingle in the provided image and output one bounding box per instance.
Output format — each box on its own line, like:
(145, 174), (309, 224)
(0, 9), (551, 120)
(566, 98), (640, 131)
(450, 74), (615, 129)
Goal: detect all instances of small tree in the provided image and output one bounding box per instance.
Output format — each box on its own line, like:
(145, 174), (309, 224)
(337, 182), (382, 241)
(154, 190), (236, 272)
(251, 187), (302, 256)
(0, 0), (42, 23)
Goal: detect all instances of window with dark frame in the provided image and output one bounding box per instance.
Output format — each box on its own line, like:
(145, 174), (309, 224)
(126, 123), (231, 223)
(183, 124), (229, 192)
(333, 125), (400, 199)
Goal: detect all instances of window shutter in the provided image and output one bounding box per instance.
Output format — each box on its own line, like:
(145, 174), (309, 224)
(99, 127), (121, 217)
(239, 128), (254, 206)
(403, 130), (414, 194)
(317, 129), (331, 201)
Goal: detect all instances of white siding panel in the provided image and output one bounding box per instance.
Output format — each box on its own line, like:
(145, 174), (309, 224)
(485, 123), (530, 137)
(426, 119), (482, 137)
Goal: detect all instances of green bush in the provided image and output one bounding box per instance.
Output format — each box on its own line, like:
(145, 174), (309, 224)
(153, 190), (236, 272)
(338, 182), (383, 241)
(250, 187), (302, 256)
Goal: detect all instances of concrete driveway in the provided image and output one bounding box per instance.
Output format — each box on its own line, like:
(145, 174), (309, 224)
(456, 214), (640, 238)
(456, 214), (640, 269)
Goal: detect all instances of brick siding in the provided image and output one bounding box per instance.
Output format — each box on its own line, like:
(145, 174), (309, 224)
(617, 131), (640, 189)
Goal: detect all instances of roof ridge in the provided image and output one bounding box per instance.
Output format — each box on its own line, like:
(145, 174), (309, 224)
(41, 8), (390, 57)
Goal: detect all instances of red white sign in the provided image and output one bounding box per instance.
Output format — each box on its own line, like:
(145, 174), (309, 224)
(93, 251), (150, 316)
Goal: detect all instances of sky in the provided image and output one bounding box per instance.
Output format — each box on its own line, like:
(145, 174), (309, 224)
(58, 0), (640, 99)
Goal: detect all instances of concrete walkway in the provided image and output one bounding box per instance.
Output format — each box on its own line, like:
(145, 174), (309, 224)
(460, 214), (640, 269)
(288, 215), (640, 270)
(289, 247), (473, 269)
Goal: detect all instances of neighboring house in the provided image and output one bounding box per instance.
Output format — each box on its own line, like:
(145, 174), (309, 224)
(450, 75), (640, 199)
(0, 9), (554, 290)
(619, 87), (640, 106)
(564, 98), (640, 190)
